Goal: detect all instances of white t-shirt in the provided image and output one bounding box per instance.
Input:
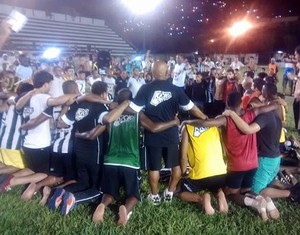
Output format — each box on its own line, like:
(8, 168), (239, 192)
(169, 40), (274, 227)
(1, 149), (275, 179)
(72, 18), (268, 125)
(172, 63), (186, 87)
(230, 61), (244, 70)
(167, 59), (176, 69)
(76, 80), (86, 95)
(23, 94), (52, 149)
(16, 65), (33, 81)
(88, 76), (102, 85)
(127, 77), (145, 98)
(103, 76), (116, 98)
(49, 76), (64, 98)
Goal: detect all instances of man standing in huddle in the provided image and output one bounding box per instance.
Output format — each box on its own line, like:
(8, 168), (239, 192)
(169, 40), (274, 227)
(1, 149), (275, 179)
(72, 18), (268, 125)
(129, 60), (206, 205)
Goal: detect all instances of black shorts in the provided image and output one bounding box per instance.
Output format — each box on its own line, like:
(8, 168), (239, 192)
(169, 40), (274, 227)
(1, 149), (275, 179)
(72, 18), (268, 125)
(146, 145), (179, 171)
(101, 165), (141, 201)
(226, 168), (257, 189)
(50, 152), (76, 181)
(22, 146), (51, 174)
(181, 174), (226, 193)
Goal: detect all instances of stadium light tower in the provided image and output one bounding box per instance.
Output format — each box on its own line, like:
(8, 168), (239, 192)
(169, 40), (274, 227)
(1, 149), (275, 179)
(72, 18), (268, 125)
(228, 20), (253, 37)
(122, 0), (163, 15)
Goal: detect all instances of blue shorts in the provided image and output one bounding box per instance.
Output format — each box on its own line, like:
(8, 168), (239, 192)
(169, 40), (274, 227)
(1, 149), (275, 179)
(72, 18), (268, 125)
(252, 156), (281, 194)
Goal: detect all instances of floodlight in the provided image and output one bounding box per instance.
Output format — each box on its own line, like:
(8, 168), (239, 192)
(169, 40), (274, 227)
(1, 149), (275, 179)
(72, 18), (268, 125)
(42, 48), (61, 59)
(228, 20), (252, 37)
(122, 0), (163, 15)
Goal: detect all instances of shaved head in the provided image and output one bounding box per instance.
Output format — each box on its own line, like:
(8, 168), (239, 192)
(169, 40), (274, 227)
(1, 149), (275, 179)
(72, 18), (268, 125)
(151, 60), (168, 80)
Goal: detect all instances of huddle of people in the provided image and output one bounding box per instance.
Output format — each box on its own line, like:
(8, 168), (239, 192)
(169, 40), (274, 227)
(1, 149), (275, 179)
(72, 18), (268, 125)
(0, 50), (300, 227)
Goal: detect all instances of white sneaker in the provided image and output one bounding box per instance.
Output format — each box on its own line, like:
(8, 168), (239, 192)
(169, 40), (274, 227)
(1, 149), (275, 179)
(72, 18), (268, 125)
(163, 188), (173, 202)
(147, 193), (161, 205)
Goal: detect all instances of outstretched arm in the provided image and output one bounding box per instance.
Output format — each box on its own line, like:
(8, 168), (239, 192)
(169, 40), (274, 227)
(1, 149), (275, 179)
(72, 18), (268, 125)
(16, 89), (39, 111)
(181, 115), (226, 130)
(0, 20), (11, 50)
(139, 112), (179, 133)
(47, 94), (79, 107)
(188, 105), (207, 120)
(75, 125), (106, 140)
(222, 110), (261, 134)
(21, 113), (50, 131)
(253, 103), (280, 116)
(77, 93), (112, 105)
(180, 126), (189, 175)
(102, 100), (130, 124)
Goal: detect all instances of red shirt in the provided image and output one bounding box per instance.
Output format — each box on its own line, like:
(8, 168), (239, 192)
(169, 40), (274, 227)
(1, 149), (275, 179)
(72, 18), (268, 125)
(224, 109), (258, 171)
(223, 81), (238, 103)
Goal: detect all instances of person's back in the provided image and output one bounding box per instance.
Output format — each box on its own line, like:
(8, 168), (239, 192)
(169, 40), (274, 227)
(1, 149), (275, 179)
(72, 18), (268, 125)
(225, 109), (258, 171)
(104, 112), (139, 168)
(136, 79), (184, 146)
(185, 124), (226, 179)
(255, 111), (281, 158)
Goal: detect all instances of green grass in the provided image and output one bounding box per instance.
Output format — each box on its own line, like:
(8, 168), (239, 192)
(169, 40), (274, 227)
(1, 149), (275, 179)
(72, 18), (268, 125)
(1, 67), (300, 235)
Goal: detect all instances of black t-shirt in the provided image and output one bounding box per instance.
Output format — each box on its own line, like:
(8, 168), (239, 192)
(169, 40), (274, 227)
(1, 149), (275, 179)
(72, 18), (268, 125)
(191, 81), (207, 103)
(131, 80), (193, 146)
(115, 77), (128, 96)
(62, 101), (108, 149)
(255, 111), (282, 157)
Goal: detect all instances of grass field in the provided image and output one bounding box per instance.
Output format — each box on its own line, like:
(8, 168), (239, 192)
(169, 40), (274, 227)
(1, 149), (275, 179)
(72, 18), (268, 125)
(1, 68), (300, 235)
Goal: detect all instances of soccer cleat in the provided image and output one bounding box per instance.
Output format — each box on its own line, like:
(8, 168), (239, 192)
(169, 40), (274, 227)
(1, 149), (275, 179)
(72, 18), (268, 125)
(0, 175), (13, 193)
(61, 192), (76, 216)
(147, 193), (161, 206)
(47, 188), (65, 211)
(163, 188), (174, 202)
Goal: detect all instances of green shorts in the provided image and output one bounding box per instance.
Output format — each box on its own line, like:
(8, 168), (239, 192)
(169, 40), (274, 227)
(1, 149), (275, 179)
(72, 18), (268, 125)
(252, 156), (281, 194)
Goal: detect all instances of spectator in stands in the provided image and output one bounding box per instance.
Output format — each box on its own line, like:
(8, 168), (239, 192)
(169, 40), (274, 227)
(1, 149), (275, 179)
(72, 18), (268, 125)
(230, 57), (244, 70)
(16, 54), (33, 82)
(88, 69), (102, 86)
(203, 56), (215, 70)
(246, 56), (257, 72)
(268, 58), (279, 81)
(127, 67), (145, 98)
(76, 71), (88, 94)
(49, 66), (64, 97)
(103, 69), (116, 99)
(167, 56), (175, 71)
(282, 54), (295, 96)
(115, 70), (128, 96)
(223, 68), (239, 104)
(63, 66), (75, 81)
(145, 73), (153, 84)
(173, 54), (188, 90)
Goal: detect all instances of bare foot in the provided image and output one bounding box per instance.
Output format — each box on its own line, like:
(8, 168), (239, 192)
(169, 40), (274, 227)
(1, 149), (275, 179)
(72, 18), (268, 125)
(39, 186), (51, 206)
(217, 190), (228, 213)
(117, 205), (128, 226)
(202, 193), (215, 215)
(21, 183), (36, 201)
(255, 196), (268, 222)
(92, 204), (105, 224)
(266, 196), (280, 220)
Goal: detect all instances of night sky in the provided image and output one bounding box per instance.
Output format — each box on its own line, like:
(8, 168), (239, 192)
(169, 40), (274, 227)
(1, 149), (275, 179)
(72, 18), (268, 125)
(0, 0), (300, 53)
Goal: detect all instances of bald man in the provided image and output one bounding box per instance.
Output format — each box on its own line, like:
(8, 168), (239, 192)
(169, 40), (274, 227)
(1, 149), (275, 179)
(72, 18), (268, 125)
(129, 60), (206, 205)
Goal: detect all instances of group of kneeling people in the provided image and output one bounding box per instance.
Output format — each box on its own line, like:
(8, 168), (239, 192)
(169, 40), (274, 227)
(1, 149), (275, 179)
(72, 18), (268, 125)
(0, 67), (299, 226)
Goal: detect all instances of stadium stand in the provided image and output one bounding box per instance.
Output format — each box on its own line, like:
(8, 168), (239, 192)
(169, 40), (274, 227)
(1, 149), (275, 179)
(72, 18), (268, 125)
(0, 4), (136, 56)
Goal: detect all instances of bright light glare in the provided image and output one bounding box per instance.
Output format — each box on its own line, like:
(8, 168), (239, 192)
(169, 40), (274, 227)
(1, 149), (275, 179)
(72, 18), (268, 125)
(229, 20), (252, 37)
(42, 48), (61, 59)
(122, 0), (163, 15)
